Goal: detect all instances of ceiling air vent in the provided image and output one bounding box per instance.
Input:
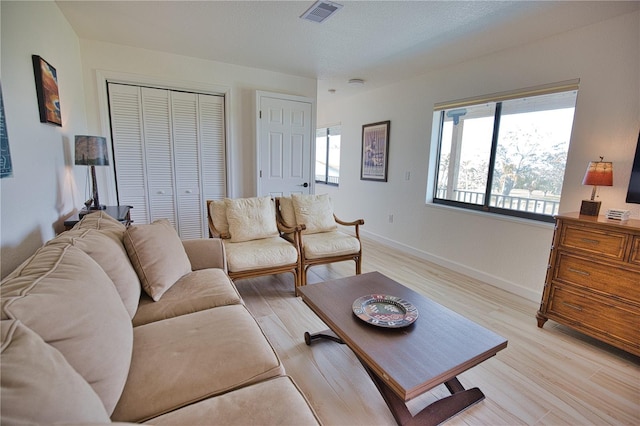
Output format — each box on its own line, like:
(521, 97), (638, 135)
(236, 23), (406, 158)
(300, 1), (343, 24)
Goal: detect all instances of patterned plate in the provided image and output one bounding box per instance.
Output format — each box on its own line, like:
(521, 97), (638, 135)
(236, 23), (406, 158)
(352, 294), (419, 328)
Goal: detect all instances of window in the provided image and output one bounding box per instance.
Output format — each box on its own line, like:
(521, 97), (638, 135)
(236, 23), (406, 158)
(433, 83), (578, 222)
(315, 125), (341, 185)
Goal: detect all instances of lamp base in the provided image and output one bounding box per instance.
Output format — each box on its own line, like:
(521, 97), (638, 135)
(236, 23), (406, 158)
(580, 200), (601, 216)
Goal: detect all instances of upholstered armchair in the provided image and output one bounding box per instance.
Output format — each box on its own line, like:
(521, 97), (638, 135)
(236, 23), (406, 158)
(207, 197), (303, 292)
(276, 194), (364, 286)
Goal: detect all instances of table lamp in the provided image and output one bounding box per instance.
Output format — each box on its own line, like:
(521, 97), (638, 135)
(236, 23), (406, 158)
(580, 157), (613, 216)
(75, 135), (109, 210)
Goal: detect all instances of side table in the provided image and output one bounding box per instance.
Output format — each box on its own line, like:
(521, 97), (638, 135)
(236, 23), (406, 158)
(64, 205), (132, 230)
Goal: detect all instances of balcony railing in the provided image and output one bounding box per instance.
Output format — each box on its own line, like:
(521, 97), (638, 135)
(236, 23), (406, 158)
(436, 188), (560, 216)
(315, 175), (339, 185)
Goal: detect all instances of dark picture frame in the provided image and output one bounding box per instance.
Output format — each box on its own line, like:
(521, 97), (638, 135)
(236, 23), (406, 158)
(361, 120), (390, 181)
(32, 55), (62, 126)
(1, 81), (13, 179)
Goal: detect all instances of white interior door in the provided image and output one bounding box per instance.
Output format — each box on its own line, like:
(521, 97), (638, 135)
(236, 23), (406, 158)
(257, 92), (314, 197)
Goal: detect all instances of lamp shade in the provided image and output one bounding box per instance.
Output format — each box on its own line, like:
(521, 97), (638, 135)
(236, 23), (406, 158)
(75, 135), (109, 166)
(582, 161), (613, 186)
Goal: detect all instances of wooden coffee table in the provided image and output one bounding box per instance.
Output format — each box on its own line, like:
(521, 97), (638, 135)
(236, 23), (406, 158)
(298, 271), (508, 426)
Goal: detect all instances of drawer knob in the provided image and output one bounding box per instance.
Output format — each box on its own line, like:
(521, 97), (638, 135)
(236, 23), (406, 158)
(567, 267), (590, 276)
(562, 301), (583, 311)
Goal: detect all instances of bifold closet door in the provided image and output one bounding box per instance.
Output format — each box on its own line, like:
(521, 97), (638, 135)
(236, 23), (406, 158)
(108, 83), (226, 238)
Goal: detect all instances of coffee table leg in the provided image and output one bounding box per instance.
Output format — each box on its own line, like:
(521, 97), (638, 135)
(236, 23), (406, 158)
(304, 329), (345, 345)
(365, 365), (485, 426)
(304, 331), (485, 425)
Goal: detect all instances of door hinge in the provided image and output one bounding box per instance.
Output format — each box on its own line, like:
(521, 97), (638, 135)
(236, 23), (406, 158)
(260, 170), (262, 178)
(259, 110), (262, 119)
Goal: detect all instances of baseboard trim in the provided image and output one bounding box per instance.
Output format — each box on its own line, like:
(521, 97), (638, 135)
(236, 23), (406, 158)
(361, 229), (541, 303)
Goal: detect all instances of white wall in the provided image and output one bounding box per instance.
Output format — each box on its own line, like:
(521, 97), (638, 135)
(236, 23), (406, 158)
(1, 1), (89, 278)
(77, 39), (317, 204)
(0, 2), (316, 278)
(318, 11), (640, 302)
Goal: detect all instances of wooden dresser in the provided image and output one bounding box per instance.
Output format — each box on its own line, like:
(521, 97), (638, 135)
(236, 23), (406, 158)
(536, 212), (640, 356)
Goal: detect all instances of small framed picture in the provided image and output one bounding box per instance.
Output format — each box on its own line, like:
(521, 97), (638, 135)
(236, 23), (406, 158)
(32, 55), (62, 126)
(361, 120), (390, 181)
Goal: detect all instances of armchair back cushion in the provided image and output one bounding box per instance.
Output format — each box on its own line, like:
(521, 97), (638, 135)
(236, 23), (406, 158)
(208, 199), (229, 237)
(291, 193), (337, 234)
(225, 196), (279, 243)
(0, 320), (111, 424)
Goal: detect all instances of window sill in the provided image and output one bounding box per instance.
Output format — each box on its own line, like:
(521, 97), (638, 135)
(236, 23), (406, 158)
(426, 202), (556, 230)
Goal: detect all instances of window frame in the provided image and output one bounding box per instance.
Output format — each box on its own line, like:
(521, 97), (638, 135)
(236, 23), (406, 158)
(432, 81), (579, 223)
(315, 125), (340, 186)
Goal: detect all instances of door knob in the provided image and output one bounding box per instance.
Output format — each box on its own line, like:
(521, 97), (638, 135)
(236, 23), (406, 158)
(298, 182), (309, 188)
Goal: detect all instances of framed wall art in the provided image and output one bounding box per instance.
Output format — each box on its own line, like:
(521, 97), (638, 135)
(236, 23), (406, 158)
(1, 82), (13, 179)
(361, 120), (390, 181)
(32, 55), (62, 126)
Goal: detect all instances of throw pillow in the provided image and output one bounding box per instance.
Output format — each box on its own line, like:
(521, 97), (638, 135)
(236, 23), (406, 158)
(225, 196), (279, 243)
(0, 320), (111, 424)
(291, 193), (337, 234)
(124, 219), (192, 301)
(208, 199), (229, 237)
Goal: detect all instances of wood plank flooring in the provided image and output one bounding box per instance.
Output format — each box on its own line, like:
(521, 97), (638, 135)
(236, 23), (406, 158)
(235, 237), (640, 425)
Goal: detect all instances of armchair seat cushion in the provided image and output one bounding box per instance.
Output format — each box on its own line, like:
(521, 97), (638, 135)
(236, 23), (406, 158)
(224, 237), (298, 272)
(302, 231), (361, 259)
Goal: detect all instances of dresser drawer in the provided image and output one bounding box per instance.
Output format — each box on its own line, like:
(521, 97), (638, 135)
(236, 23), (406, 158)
(547, 285), (640, 350)
(560, 223), (627, 259)
(554, 253), (640, 304)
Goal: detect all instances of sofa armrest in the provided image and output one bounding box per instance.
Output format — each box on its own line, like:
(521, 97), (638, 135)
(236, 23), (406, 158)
(182, 238), (227, 272)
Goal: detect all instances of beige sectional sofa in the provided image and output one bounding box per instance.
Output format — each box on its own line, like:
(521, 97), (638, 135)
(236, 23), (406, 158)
(0, 211), (320, 425)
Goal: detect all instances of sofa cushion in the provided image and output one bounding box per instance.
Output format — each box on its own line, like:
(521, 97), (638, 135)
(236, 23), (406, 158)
(0, 244), (133, 415)
(225, 196), (279, 243)
(132, 269), (242, 327)
(149, 376), (320, 425)
(46, 228), (141, 318)
(124, 219), (192, 301)
(302, 230), (361, 259)
(208, 199), (229, 237)
(112, 305), (285, 423)
(224, 237), (298, 272)
(292, 193), (337, 234)
(0, 320), (111, 424)
(72, 209), (127, 233)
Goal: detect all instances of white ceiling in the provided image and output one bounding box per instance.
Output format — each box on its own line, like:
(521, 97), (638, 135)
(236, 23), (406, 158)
(56, 1), (639, 101)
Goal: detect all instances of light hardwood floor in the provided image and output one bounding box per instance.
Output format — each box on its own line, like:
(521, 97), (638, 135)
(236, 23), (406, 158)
(236, 237), (639, 425)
